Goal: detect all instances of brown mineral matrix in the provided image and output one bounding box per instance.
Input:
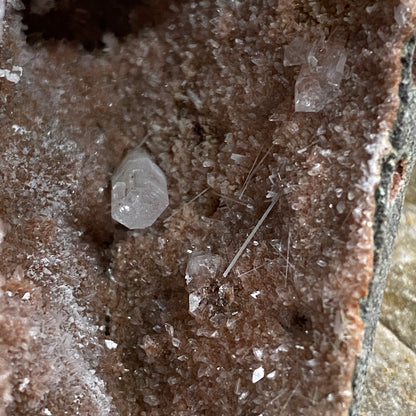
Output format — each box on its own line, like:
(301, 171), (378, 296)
(0, 1), (415, 415)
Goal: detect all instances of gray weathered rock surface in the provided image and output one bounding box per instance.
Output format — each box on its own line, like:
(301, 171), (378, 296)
(360, 322), (416, 416)
(351, 34), (416, 416)
(360, 170), (416, 415)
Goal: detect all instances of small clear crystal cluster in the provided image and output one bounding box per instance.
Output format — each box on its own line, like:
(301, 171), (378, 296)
(284, 36), (347, 112)
(185, 253), (222, 317)
(111, 148), (169, 229)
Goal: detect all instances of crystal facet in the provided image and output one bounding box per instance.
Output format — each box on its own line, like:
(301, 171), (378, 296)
(111, 149), (169, 229)
(285, 36), (347, 112)
(185, 253), (221, 317)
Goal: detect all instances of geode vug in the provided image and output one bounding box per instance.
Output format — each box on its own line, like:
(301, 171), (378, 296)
(0, 1), (416, 416)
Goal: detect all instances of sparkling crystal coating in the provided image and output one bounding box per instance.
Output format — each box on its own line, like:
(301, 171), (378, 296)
(111, 149), (169, 229)
(2, 1), (415, 415)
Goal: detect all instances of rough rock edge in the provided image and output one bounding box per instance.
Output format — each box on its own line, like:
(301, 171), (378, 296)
(350, 34), (416, 416)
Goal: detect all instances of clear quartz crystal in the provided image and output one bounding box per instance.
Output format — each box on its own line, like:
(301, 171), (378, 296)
(295, 67), (342, 113)
(283, 36), (309, 66)
(288, 35), (346, 112)
(185, 253), (221, 317)
(111, 148), (169, 229)
(295, 72), (327, 113)
(185, 253), (221, 291)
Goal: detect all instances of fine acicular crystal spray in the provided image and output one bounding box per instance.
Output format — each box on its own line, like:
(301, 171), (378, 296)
(111, 148), (169, 229)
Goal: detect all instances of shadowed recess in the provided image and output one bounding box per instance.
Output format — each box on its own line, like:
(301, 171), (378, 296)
(21, 0), (186, 49)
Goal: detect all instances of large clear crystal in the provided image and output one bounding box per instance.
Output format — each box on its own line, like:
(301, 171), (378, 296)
(111, 149), (169, 229)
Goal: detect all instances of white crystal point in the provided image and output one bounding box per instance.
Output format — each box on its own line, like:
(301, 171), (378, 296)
(111, 149), (169, 229)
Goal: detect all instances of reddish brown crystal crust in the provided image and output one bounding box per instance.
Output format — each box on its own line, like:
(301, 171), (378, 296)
(0, 1), (415, 415)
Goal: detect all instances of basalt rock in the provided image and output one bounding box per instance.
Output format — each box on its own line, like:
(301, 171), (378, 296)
(0, 1), (415, 416)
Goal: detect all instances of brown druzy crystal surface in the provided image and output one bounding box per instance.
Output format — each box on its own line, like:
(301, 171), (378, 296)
(0, 1), (415, 415)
